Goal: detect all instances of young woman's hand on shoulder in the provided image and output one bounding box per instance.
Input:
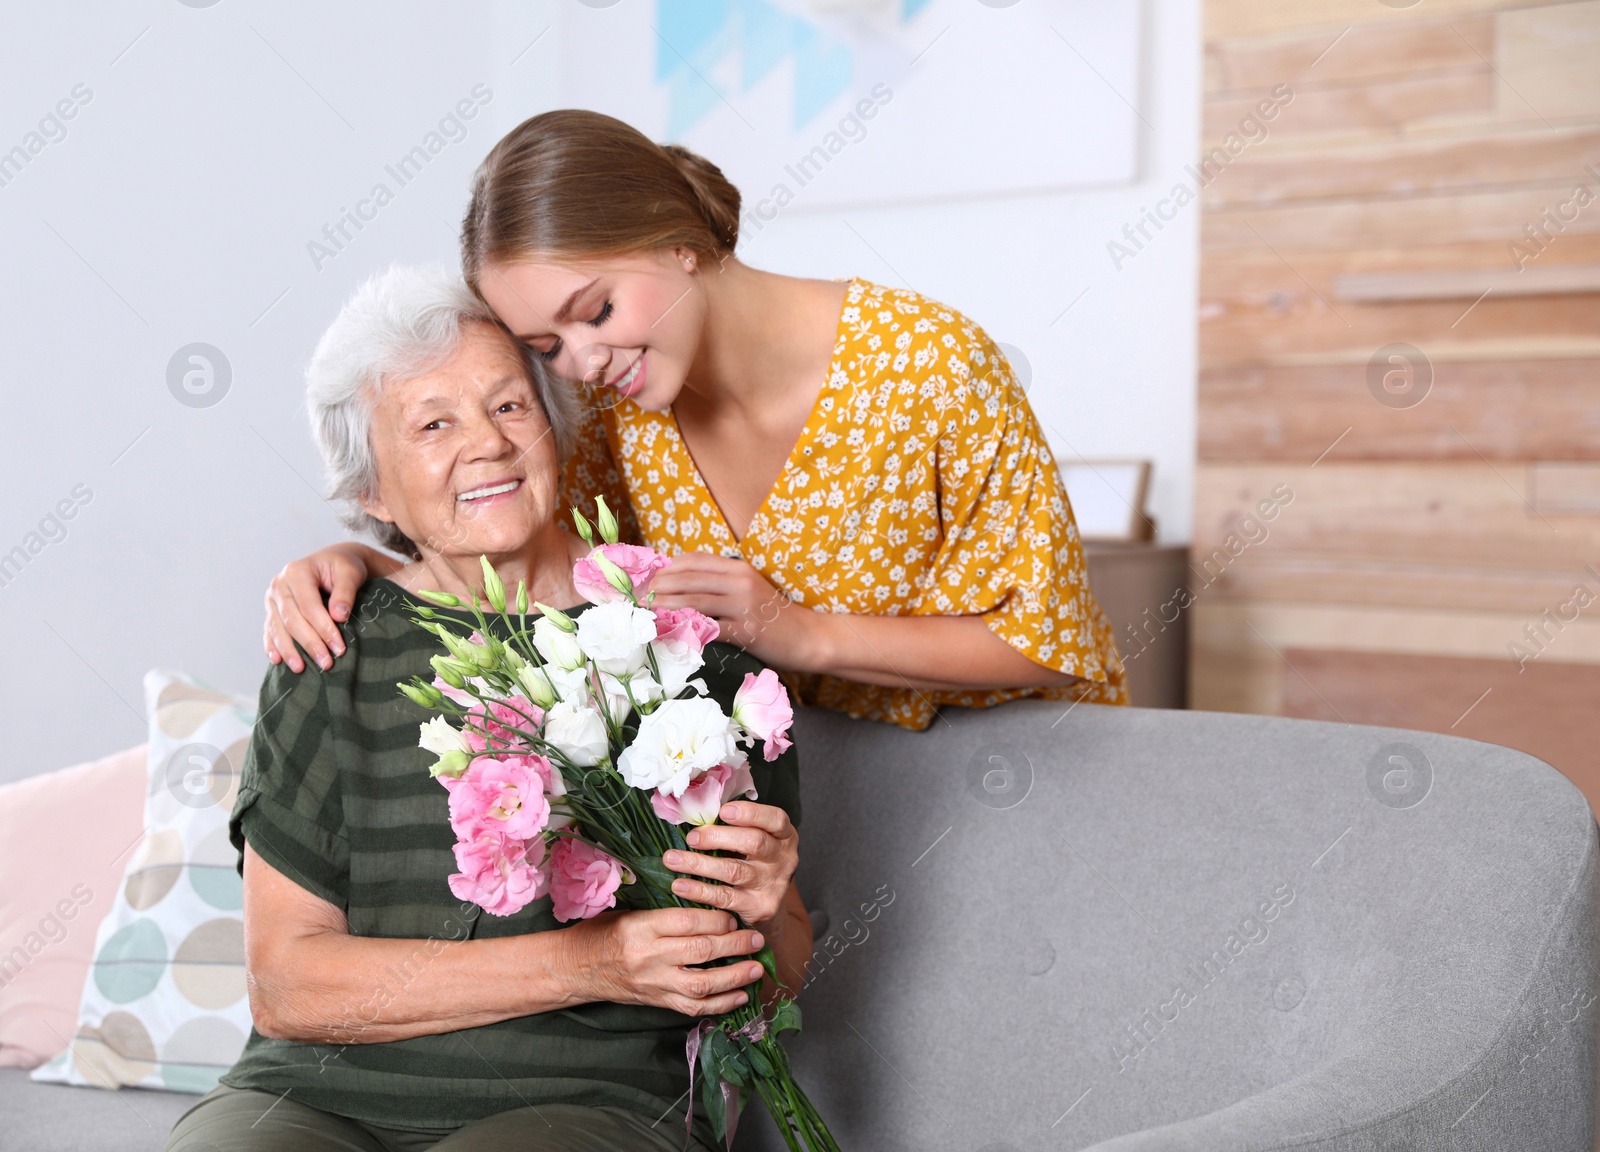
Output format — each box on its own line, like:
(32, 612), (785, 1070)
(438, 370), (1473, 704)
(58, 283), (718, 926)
(264, 542), (401, 672)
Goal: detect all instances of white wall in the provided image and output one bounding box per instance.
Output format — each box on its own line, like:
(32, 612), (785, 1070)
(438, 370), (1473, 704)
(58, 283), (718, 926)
(0, 0), (1196, 786)
(726, 0), (1199, 546)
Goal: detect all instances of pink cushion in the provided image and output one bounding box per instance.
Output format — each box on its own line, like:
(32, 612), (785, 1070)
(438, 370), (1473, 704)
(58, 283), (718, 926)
(0, 745), (147, 1068)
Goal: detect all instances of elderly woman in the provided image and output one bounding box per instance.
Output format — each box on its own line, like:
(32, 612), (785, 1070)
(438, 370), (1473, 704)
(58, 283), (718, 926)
(163, 266), (809, 1152)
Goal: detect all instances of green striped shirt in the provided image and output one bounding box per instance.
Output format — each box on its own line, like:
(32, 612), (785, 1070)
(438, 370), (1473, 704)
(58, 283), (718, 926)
(222, 577), (801, 1141)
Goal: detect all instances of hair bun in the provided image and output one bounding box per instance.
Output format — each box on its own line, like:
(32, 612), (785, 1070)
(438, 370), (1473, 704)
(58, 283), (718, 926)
(661, 143), (741, 253)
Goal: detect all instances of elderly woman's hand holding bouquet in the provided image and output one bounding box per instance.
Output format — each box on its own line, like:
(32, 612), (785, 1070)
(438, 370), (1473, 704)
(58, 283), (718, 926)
(187, 266), (822, 1152)
(399, 501), (836, 1152)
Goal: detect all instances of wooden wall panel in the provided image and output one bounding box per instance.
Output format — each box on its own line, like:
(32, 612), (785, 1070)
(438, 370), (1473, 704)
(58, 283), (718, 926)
(1195, 0), (1600, 819)
(1206, 0), (1548, 40)
(1203, 186), (1600, 251)
(1199, 290), (1600, 366)
(1206, 16), (1494, 93)
(1204, 127), (1600, 207)
(1190, 555), (1595, 613)
(1279, 649), (1600, 808)
(1194, 464), (1600, 572)
(1202, 72), (1495, 141)
(1497, 1), (1600, 119)
(1199, 359), (1600, 462)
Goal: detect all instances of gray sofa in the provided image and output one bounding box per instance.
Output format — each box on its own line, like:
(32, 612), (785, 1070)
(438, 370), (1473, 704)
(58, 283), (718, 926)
(5, 702), (1595, 1150)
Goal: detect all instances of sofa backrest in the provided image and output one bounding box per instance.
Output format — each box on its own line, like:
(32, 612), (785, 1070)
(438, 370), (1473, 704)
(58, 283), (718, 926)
(734, 700), (1598, 1151)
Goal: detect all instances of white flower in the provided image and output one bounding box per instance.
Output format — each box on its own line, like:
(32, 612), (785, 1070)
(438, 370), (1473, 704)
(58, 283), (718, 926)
(617, 697), (741, 797)
(544, 700), (609, 767)
(575, 601), (656, 676)
(418, 715), (469, 756)
(650, 637), (706, 700)
(533, 616), (586, 671)
(546, 664), (594, 706)
(597, 671), (641, 725)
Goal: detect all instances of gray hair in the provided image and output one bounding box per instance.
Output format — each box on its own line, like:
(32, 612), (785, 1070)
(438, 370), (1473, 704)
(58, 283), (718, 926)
(305, 264), (576, 558)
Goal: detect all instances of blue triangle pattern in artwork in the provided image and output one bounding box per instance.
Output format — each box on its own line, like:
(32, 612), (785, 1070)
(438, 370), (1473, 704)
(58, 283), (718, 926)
(655, 0), (735, 83)
(790, 21), (852, 130)
(664, 58), (729, 138)
(738, 0), (797, 92)
(655, 0), (855, 137)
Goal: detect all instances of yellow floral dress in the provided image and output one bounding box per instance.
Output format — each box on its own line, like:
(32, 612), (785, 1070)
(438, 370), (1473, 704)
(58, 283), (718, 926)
(559, 276), (1130, 730)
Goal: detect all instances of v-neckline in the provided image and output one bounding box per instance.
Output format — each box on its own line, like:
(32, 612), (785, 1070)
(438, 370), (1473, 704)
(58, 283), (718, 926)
(663, 277), (856, 549)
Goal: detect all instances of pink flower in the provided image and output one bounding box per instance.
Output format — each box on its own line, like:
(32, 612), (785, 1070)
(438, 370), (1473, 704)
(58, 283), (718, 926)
(732, 669), (795, 761)
(652, 606), (719, 653)
(548, 837), (627, 922)
(447, 755), (551, 840)
(522, 753), (566, 800)
(448, 831), (546, 917)
(650, 759), (758, 826)
(463, 695), (544, 752)
(572, 544), (672, 604)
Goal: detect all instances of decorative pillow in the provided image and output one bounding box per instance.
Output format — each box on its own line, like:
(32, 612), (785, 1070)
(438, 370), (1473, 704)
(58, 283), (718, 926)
(0, 744), (147, 1068)
(31, 670), (256, 1093)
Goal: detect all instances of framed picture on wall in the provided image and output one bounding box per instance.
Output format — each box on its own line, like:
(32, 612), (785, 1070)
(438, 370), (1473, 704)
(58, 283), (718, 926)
(559, 0), (1144, 210)
(1058, 459), (1154, 543)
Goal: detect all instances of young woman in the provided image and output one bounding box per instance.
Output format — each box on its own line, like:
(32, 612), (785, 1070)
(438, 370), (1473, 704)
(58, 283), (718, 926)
(264, 109), (1128, 730)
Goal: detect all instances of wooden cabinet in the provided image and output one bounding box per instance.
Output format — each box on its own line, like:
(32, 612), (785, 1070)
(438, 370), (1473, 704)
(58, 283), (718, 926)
(1084, 543), (1191, 709)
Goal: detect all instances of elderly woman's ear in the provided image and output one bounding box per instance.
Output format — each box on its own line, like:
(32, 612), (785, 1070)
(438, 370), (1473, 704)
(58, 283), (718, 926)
(357, 490), (396, 531)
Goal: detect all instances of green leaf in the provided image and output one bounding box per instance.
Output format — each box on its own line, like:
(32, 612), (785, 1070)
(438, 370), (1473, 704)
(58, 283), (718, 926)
(744, 1041), (773, 1079)
(698, 1050), (729, 1142)
(630, 854), (675, 891)
(769, 998), (803, 1036)
(624, 855), (679, 907)
(755, 943), (780, 986)
(706, 1030), (750, 1088)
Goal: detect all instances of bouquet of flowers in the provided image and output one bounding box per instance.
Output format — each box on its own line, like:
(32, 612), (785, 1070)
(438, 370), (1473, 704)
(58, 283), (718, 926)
(396, 499), (838, 1152)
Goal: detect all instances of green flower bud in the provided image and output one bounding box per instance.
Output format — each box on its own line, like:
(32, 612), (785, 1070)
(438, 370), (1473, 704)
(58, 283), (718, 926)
(430, 654), (467, 689)
(416, 589), (461, 608)
(594, 553), (634, 597)
(429, 749), (472, 779)
(595, 496), (620, 544)
(479, 556), (507, 614)
(438, 630), (475, 662)
(571, 508), (595, 545)
(399, 681), (442, 709)
(516, 664), (557, 709)
(515, 580), (530, 616)
(534, 602), (577, 633)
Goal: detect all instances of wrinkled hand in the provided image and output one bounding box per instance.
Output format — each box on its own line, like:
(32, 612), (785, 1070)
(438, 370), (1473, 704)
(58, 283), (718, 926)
(571, 907), (765, 1017)
(264, 545), (373, 672)
(650, 553), (818, 669)
(664, 801), (799, 930)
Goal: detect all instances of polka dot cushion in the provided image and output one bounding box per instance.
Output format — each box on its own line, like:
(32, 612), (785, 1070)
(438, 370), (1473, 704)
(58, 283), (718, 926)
(31, 670), (255, 1094)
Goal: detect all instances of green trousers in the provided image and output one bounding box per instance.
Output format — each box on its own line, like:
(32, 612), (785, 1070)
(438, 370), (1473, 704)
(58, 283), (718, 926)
(164, 1084), (715, 1152)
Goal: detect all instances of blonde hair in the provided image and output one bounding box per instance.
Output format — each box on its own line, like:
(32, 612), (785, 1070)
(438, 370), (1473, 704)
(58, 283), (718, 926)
(461, 109), (741, 290)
